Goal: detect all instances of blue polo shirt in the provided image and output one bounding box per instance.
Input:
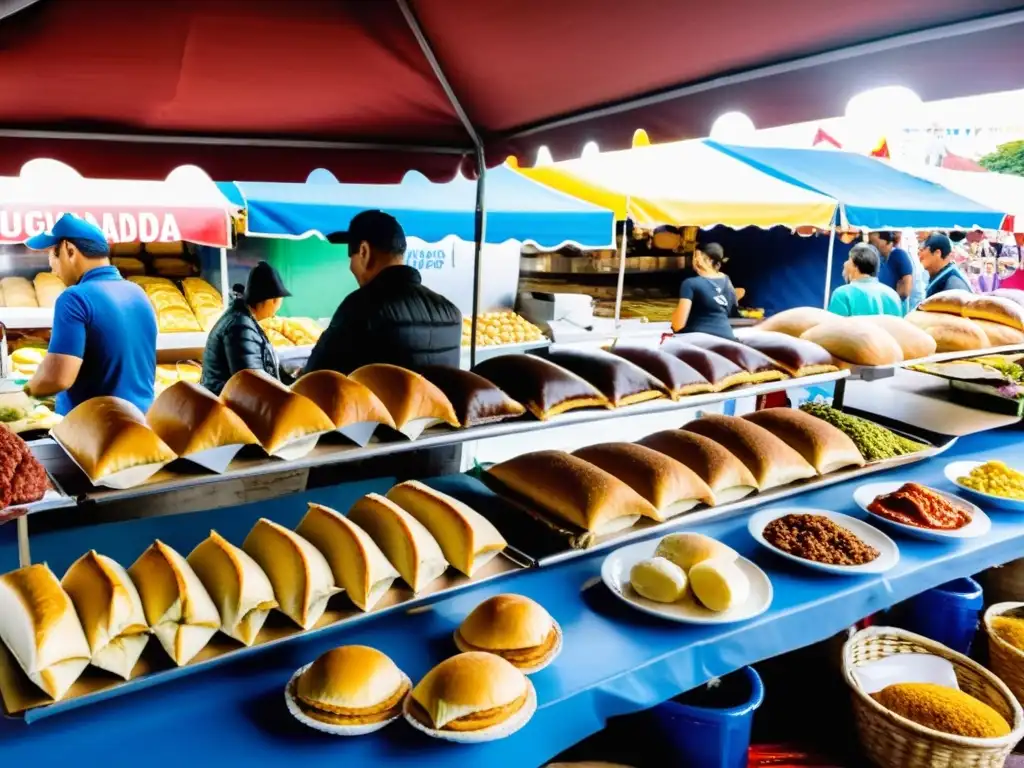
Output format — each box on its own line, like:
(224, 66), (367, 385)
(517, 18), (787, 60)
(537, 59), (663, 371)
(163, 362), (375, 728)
(878, 247), (914, 293)
(48, 266), (157, 415)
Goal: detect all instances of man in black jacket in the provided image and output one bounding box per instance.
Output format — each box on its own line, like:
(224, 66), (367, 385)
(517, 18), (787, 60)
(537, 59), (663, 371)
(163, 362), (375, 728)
(304, 210), (461, 374)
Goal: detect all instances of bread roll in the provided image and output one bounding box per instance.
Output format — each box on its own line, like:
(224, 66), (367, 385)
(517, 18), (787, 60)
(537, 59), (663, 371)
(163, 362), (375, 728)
(472, 354), (609, 420)
(738, 331), (838, 377)
(242, 519), (338, 630)
(294, 503), (399, 612)
(410, 652), (529, 731)
(52, 396), (177, 484)
(964, 295), (1024, 331)
(487, 450), (659, 534)
(659, 341), (752, 390)
(972, 319), (1024, 347)
(33, 272), (66, 309)
(572, 442), (715, 518)
(545, 348), (671, 407)
(801, 321), (904, 366)
(147, 381), (259, 457)
(676, 333), (788, 383)
(290, 370), (396, 431)
(348, 364), (459, 437)
(743, 407), (865, 475)
(0, 564), (90, 700)
(61, 551), (149, 679)
(655, 532), (737, 571)
(186, 531), (278, 646)
(385, 481), (507, 577)
(906, 311), (990, 353)
(0, 277), (38, 308)
(417, 365), (526, 427)
(684, 414), (817, 490)
(347, 494), (449, 593)
(127, 541), (221, 665)
(689, 559), (750, 612)
(221, 369), (334, 455)
(860, 316), (937, 361)
(454, 594), (559, 671)
(295, 645), (408, 725)
(637, 430), (758, 502)
(918, 289), (974, 316)
(757, 306), (836, 337)
(629, 557), (688, 603)
(991, 288), (1024, 308)
(610, 346), (714, 399)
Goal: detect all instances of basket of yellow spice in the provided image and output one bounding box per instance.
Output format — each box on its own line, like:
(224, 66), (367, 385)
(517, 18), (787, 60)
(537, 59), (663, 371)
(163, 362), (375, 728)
(843, 626), (1023, 767)
(985, 602), (1024, 708)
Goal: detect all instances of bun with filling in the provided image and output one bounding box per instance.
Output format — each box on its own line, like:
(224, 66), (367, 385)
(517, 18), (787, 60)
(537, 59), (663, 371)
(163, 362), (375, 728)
(572, 442), (715, 518)
(965, 295), (1024, 330)
(860, 316), (937, 360)
(385, 480), (507, 577)
(684, 414), (817, 490)
(918, 289), (974, 316)
(0, 564), (90, 700)
(347, 494), (449, 593)
(972, 319), (1024, 347)
(659, 341), (752, 390)
(408, 652), (530, 732)
(743, 407), (865, 475)
(610, 346), (714, 399)
(295, 503), (400, 612)
(349, 364), (459, 437)
(544, 348), (670, 407)
(127, 541), (221, 665)
(242, 519), (338, 630)
(486, 450), (659, 534)
(637, 430), (758, 502)
(757, 307), (836, 337)
(295, 645), (408, 726)
(221, 370), (334, 455)
(676, 333), (788, 383)
(417, 365), (526, 427)
(454, 595), (559, 672)
(147, 381), (259, 456)
(801, 321), (904, 366)
(187, 531), (278, 645)
(61, 551), (149, 679)
(738, 331), (839, 377)
(290, 370), (396, 431)
(472, 354), (609, 420)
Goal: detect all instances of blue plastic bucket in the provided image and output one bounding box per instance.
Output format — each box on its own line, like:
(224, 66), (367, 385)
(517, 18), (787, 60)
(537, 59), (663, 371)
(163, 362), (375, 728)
(648, 666), (765, 768)
(902, 577), (984, 655)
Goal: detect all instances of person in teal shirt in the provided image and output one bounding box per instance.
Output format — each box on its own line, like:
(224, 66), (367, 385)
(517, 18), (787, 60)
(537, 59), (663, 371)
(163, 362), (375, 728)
(828, 243), (904, 317)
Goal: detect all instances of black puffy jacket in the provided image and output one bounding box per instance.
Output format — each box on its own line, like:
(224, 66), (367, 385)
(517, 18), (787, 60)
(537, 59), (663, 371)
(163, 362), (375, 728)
(201, 298), (280, 395)
(304, 265), (461, 375)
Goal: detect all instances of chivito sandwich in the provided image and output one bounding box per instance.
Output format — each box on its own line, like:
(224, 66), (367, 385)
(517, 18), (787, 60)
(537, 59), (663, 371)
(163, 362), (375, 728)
(187, 531), (278, 646)
(128, 540), (221, 666)
(242, 519), (339, 630)
(385, 480), (507, 577)
(295, 503), (400, 612)
(61, 551), (150, 679)
(407, 652), (533, 734)
(293, 645), (409, 728)
(454, 594), (560, 673)
(0, 564), (91, 700)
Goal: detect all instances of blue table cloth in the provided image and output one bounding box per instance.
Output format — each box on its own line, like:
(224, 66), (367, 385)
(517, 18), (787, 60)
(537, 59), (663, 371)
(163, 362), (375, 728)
(2, 429), (1023, 766)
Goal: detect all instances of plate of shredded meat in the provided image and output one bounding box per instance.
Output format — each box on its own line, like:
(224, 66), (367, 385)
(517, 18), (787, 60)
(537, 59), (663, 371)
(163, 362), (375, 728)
(854, 482), (990, 542)
(748, 508), (899, 575)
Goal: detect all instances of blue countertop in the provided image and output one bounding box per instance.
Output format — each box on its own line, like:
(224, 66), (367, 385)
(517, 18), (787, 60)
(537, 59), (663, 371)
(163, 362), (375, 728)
(1, 429), (1023, 767)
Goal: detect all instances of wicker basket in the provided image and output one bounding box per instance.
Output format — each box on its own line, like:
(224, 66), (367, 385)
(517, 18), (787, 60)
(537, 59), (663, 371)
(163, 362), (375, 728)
(985, 603), (1024, 708)
(980, 560), (1024, 606)
(843, 626), (1023, 767)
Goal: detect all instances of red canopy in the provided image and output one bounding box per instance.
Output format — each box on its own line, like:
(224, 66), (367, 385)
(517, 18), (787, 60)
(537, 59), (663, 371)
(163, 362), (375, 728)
(0, 0), (1020, 180)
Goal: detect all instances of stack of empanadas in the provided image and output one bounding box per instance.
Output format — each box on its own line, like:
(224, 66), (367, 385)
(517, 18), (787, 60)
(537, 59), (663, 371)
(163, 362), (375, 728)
(290, 370), (396, 445)
(677, 333), (788, 383)
(545, 348), (670, 407)
(147, 381), (259, 461)
(660, 341), (752, 391)
(611, 346), (714, 399)
(417, 365), (526, 428)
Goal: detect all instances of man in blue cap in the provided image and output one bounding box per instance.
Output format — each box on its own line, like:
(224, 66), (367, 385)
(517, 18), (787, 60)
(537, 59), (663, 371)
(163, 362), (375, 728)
(22, 213), (157, 415)
(919, 232), (973, 300)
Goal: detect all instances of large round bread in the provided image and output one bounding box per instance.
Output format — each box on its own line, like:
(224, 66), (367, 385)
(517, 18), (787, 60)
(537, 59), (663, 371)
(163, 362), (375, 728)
(457, 595), (553, 651)
(963, 295), (1024, 331)
(756, 307), (836, 337)
(860, 315), (937, 361)
(905, 311), (990, 353)
(297, 645), (405, 712)
(972, 319), (1024, 347)
(800, 321), (904, 366)
(918, 289), (974, 316)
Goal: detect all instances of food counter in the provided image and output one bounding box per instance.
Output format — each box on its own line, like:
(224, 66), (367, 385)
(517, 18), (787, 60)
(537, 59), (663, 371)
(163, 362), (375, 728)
(1, 428), (1022, 766)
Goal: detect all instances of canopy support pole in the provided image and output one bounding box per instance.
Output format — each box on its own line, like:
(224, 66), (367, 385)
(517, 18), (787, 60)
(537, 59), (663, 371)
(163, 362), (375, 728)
(823, 227), (836, 309)
(218, 247), (229, 307)
(396, 0), (487, 369)
(613, 204), (631, 329)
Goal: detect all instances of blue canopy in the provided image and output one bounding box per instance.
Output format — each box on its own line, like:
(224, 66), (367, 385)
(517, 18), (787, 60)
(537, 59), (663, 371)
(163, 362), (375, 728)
(706, 140), (1008, 231)
(218, 166), (615, 249)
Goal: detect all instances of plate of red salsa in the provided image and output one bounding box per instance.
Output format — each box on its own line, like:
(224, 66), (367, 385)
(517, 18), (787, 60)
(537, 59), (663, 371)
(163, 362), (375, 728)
(853, 481), (990, 541)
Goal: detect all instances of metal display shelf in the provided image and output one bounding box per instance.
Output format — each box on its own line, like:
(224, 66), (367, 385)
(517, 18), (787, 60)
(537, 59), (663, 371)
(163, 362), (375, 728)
(849, 343), (1024, 382)
(33, 369), (849, 508)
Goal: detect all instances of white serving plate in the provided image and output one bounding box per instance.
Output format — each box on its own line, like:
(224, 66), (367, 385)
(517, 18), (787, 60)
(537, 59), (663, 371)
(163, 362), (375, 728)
(284, 663), (408, 736)
(852, 481), (991, 541)
(945, 460), (1024, 512)
(747, 507), (899, 575)
(600, 538), (772, 625)
(402, 676), (537, 743)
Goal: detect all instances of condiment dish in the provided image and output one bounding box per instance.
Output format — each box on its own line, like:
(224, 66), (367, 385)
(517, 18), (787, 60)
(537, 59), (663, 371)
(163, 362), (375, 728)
(944, 461), (1024, 512)
(853, 481), (990, 542)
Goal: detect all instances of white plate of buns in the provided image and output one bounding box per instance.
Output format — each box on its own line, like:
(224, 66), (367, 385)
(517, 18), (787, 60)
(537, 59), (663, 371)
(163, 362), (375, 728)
(601, 534), (772, 625)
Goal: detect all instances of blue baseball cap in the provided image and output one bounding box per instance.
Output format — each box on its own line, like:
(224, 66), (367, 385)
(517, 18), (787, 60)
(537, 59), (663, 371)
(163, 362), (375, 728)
(24, 212), (109, 254)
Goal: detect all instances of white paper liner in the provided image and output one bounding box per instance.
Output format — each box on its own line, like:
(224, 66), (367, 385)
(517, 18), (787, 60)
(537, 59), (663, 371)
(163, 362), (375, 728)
(52, 434), (170, 490)
(853, 653), (959, 695)
(452, 620), (562, 676)
(402, 676), (537, 743)
(269, 433), (324, 461)
(336, 421), (380, 448)
(284, 663), (409, 736)
(181, 443), (247, 473)
(398, 417), (443, 441)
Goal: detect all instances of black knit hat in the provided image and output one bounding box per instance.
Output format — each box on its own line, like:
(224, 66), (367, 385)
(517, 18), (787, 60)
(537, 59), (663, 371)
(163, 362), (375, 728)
(244, 261), (291, 305)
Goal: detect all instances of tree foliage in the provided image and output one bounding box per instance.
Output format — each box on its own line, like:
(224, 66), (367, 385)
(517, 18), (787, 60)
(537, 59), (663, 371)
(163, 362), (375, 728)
(980, 141), (1024, 176)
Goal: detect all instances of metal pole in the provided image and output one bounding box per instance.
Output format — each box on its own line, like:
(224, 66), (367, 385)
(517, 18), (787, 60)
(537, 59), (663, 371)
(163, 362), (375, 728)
(470, 156), (487, 369)
(218, 247), (230, 306)
(613, 203), (631, 328)
(17, 515), (30, 567)
(823, 227), (837, 309)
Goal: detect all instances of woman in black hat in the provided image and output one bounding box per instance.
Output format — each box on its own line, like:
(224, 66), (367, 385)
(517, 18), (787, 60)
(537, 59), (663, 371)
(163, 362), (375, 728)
(201, 261), (291, 395)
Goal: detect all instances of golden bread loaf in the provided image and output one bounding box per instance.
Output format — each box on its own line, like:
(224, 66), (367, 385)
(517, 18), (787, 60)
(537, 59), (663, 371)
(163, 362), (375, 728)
(905, 311), (990, 353)
(742, 407), (865, 475)
(349, 364), (460, 436)
(610, 346), (714, 399)
(545, 348), (671, 407)
(290, 370), (396, 431)
(636, 430), (758, 502)
(454, 595), (559, 671)
(659, 340), (752, 390)
(410, 652), (529, 731)
(972, 319), (1024, 347)
(801, 321), (904, 366)
(0, 277), (38, 308)
(296, 645), (407, 720)
(965, 295), (1024, 330)
(756, 307), (836, 337)
(860, 315), (937, 360)
(147, 381), (259, 457)
(417, 365), (526, 427)
(739, 331), (839, 377)
(918, 290), (974, 315)
(655, 532), (737, 571)
(32, 272), (66, 308)
(677, 333), (788, 383)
